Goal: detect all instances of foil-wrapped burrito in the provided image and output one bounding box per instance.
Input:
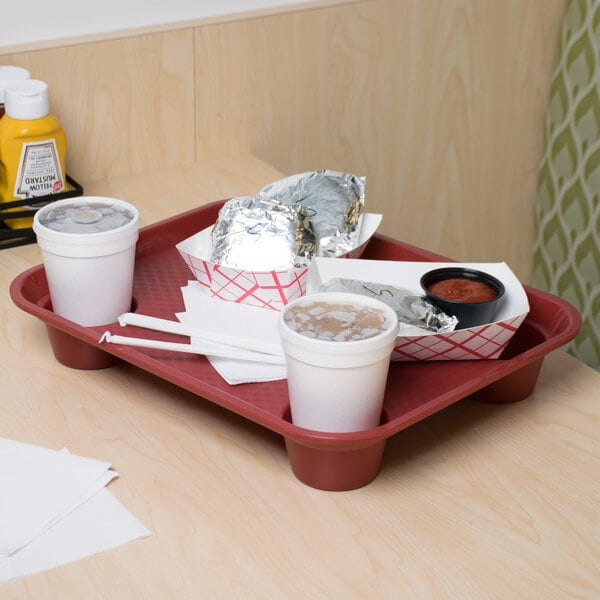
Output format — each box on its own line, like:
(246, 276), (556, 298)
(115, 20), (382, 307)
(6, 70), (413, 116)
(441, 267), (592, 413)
(210, 170), (366, 271)
(210, 196), (317, 270)
(319, 278), (458, 333)
(259, 170), (365, 257)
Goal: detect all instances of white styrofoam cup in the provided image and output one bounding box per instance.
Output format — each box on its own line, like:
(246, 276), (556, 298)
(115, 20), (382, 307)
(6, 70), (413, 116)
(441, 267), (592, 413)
(33, 197), (140, 326)
(278, 292), (399, 432)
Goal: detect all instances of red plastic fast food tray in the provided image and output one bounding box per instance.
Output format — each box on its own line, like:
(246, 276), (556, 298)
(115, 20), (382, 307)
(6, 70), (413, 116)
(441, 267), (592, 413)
(10, 201), (582, 490)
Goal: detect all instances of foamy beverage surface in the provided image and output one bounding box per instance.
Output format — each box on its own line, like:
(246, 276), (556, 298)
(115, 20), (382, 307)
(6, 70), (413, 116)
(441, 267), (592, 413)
(283, 300), (389, 341)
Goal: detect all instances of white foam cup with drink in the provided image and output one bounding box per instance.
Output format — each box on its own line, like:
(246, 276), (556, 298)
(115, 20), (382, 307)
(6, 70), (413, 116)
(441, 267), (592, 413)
(278, 292), (399, 433)
(33, 197), (140, 326)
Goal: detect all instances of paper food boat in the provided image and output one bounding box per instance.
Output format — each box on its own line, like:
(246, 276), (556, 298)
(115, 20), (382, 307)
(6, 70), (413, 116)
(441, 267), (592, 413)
(306, 257), (530, 361)
(176, 214), (382, 310)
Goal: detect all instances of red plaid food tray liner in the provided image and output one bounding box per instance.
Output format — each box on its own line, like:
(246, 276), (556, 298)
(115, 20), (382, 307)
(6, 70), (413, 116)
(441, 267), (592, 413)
(391, 314), (528, 360)
(306, 257), (530, 361)
(176, 214), (382, 310)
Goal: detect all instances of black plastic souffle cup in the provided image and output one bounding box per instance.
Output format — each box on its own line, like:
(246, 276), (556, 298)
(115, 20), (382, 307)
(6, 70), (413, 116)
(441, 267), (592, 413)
(420, 267), (506, 330)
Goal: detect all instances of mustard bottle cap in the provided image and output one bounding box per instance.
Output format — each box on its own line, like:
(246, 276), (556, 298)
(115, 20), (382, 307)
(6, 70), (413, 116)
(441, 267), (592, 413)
(0, 66), (30, 103)
(4, 79), (50, 120)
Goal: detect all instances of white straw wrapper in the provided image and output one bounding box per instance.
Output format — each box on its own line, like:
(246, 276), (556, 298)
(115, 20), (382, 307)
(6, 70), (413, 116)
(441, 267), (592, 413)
(117, 312), (283, 357)
(99, 332), (285, 365)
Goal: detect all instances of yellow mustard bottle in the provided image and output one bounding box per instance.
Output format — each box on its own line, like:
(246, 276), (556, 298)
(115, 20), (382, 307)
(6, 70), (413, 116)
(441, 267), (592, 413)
(0, 79), (67, 229)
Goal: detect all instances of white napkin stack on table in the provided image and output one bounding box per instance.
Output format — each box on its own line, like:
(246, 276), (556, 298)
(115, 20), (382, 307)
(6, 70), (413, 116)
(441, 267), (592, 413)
(177, 281), (287, 385)
(0, 438), (150, 585)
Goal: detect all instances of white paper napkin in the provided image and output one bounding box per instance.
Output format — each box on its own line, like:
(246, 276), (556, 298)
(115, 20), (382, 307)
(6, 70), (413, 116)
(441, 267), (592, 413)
(0, 438), (150, 584)
(178, 281), (287, 385)
(0, 486), (150, 585)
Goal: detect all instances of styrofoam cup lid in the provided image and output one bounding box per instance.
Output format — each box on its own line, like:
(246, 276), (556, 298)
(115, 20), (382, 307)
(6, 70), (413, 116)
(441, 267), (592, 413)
(33, 197), (140, 257)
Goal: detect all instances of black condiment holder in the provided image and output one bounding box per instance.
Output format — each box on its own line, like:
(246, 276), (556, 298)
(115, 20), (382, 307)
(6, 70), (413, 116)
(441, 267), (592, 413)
(0, 175), (83, 249)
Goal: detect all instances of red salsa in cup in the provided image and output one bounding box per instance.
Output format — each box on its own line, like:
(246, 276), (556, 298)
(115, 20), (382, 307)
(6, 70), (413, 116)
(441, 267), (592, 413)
(427, 277), (497, 303)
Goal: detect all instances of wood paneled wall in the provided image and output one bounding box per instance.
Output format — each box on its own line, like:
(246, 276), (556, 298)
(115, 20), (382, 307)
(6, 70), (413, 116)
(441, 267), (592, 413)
(1, 0), (566, 281)
(1, 31), (196, 181)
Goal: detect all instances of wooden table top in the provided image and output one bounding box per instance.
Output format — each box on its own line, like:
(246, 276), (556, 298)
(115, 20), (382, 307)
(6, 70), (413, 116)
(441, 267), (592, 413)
(2, 155), (599, 599)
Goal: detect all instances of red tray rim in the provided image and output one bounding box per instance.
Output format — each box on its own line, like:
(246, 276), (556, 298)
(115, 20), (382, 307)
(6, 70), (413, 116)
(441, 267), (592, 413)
(10, 201), (582, 448)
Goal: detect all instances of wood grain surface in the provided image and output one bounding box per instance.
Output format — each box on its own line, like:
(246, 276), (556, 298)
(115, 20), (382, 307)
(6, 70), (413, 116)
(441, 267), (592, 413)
(1, 155), (599, 598)
(195, 0), (567, 280)
(1, 30), (196, 183)
(1, 0), (566, 283)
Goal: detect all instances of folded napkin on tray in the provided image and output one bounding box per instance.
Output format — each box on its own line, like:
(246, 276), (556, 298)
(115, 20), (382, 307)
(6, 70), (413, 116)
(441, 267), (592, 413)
(177, 281), (287, 385)
(0, 438), (150, 584)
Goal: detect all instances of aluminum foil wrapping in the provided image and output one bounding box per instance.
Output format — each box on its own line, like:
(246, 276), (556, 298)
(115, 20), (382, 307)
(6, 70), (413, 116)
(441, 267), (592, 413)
(259, 170), (365, 257)
(210, 196), (317, 270)
(319, 278), (458, 333)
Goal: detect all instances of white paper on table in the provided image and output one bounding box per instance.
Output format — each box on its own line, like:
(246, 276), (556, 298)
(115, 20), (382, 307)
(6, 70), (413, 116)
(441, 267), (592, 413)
(0, 486), (150, 585)
(178, 281), (287, 385)
(0, 439), (151, 585)
(0, 438), (114, 558)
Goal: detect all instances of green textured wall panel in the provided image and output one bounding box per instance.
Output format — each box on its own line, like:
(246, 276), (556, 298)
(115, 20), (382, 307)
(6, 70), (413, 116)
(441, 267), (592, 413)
(534, 0), (600, 370)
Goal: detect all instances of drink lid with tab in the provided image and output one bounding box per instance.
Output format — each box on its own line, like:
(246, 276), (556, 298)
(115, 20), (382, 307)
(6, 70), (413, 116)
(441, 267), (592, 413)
(33, 197), (140, 258)
(36, 200), (137, 235)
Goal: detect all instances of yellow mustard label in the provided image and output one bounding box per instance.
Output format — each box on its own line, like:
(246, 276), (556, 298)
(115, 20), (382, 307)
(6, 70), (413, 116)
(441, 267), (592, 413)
(14, 138), (65, 198)
(0, 113), (67, 228)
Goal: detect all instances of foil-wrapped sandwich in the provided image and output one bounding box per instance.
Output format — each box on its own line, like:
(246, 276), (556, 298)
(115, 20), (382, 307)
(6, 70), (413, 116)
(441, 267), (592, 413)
(319, 277), (458, 333)
(210, 196), (317, 270)
(260, 170), (365, 257)
(210, 171), (366, 271)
